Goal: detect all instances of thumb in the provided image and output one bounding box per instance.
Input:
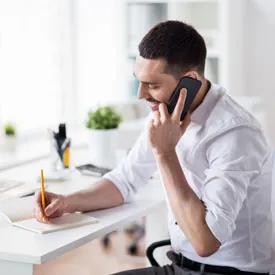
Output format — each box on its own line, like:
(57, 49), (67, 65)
(44, 200), (59, 217)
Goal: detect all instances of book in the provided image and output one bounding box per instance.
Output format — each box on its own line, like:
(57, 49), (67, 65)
(0, 196), (99, 234)
(0, 179), (23, 193)
(0, 182), (42, 202)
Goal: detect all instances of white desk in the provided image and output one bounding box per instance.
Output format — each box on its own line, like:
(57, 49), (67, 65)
(0, 150), (167, 275)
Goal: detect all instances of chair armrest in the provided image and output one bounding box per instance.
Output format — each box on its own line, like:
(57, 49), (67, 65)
(146, 239), (171, 267)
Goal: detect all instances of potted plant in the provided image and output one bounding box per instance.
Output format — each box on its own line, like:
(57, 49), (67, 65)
(86, 106), (122, 169)
(4, 122), (17, 151)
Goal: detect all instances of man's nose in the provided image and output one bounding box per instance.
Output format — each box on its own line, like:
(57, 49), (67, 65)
(137, 84), (149, 100)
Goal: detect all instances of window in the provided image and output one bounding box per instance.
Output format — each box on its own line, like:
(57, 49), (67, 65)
(74, 0), (128, 121)
(0, 0), (128, 138)
(0, 0), (74, 136)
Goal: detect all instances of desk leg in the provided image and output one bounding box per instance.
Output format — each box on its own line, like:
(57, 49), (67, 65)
(0, 260), (33, 275)
(145, 202), (170, 267)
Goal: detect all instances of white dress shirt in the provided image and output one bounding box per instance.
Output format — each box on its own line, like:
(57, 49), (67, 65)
(103, 83), (273, 273)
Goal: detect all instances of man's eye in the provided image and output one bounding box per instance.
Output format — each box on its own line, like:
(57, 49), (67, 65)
(149, 86), (159, 90)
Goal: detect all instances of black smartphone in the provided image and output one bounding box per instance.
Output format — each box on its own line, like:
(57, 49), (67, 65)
(75, 164), (111, 177)
(166, 76), (202, 120)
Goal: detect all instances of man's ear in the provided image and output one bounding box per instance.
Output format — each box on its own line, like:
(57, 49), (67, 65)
(183, 71), (199, 80)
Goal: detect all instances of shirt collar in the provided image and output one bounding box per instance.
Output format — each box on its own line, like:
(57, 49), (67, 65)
(191, 82), (223, 125)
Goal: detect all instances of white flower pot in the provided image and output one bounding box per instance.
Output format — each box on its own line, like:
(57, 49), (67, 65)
(4, 136), (17, 152)
(87, 129), (118, 169)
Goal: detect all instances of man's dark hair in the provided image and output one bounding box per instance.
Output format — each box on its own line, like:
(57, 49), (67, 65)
(138, 20), (207, 79)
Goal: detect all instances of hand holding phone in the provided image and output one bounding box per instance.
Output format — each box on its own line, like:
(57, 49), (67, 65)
(149, 77), (201, 156)
(166, 76), (202, 121)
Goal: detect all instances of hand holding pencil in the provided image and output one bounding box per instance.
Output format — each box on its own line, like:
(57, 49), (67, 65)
(33, 170), (67, 223)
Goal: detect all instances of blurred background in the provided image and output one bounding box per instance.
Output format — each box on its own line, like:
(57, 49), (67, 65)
(0, 0), (275, 144)
(1, 1), (275, 274)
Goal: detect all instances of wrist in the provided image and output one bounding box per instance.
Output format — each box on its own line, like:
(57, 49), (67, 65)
(154, 149), (177, 161)
(62, 194), (71, 213)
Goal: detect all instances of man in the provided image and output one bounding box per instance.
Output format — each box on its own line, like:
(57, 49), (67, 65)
(34, 21), (273, 274)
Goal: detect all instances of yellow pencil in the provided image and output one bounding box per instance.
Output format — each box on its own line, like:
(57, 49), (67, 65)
(40, 169), (46, 220)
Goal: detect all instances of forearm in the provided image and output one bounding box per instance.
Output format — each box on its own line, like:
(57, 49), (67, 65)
(157, 150), (220, 256)
(64, 178), (124, 213)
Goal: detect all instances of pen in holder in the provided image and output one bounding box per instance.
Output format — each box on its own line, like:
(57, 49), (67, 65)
(49, 124), (71, 171)
(61, 139), (71, 168)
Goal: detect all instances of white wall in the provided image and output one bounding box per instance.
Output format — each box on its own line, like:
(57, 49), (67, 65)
(75, 0), (128, 121)
(244, 0), (275, 144)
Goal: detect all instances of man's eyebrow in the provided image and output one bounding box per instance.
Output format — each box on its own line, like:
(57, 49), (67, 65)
(133, 72), (158, 85)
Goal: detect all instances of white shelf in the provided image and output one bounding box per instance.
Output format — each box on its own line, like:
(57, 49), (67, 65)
(127, 0), (218, 3)
(172, 0), (218, 2)
(127, 0), (169, 3)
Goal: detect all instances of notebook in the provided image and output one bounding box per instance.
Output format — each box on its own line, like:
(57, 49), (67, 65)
(0, 196), (99, 234)
(0, 181), (42, 202)
(0, 179), (23, 193)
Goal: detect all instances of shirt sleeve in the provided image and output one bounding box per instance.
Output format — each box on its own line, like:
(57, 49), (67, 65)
(201, 123), (269, 244)
(103, 115), (157, 202)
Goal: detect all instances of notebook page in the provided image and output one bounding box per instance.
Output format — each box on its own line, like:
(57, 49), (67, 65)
(0, 196), (33, 223)
(12, 213), (99, 234)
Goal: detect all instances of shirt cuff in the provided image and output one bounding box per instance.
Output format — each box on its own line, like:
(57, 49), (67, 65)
(103, 171), (135, 203)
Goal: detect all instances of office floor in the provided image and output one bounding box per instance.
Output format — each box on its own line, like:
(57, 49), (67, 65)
(34, 230), (146, 275)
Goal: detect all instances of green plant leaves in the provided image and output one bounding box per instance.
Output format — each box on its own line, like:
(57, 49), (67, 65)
(4, 123), (16, 136)
(86, 106), (122, 130)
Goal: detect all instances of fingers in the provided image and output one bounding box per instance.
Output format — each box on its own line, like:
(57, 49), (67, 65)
(152, 104), (170, 126)
(154, 110), (161, 126)
(33, 203), (48, 223)
(34, 190), (52, 223)
(33, 206), (42, 222)
(148, 118), (154, 131)
(158, 103), (169, 122)
(45, 199), (60, 217)
(172, 88), (187, 121)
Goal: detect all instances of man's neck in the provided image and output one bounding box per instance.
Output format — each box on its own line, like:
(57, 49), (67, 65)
(190, 78), (210, 113)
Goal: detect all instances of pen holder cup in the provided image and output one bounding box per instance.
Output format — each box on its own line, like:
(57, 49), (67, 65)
(50, 137), (71, 171)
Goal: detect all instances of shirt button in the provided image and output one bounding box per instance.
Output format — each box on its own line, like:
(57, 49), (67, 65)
(175, 221), (178, 225)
